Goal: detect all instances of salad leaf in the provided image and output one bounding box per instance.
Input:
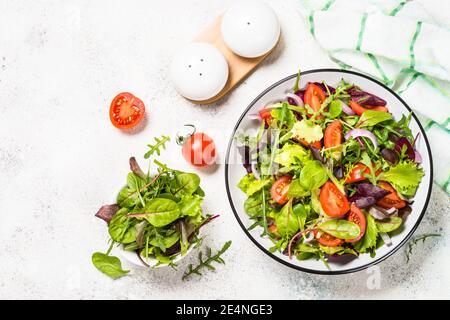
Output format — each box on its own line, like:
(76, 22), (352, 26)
(291, 119), (323, 144)
(141, 198), (181, 227)
(360, 152), (380, 185)
(244, 191), (266, 217)
(318, 220), (360, 240)
(238, 174), (270, 196)
(92, 252), (129, 279)
(275, 200), (300, 237)
(288, 179), (310, 198)
(274, 143), (310, 167)
(378, 161), (424, 196)
(299, 160), (328, 191)
(179, 196), (202, 217)
(375, 216), (403, 233)
(108, 208), (137, 244)
(328, 100), (342, 118)
(271, 103), (296, 130)
(354, 214), (378, 253)
(171, 173), (201, 197)
(319, 245), (358, 256)
(292, 203), (311, 231)
(357, 110), (392, 128)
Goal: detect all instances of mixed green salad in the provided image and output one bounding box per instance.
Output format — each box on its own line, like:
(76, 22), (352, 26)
(237, 74), (425, 266)
(92, 136), (217, 279)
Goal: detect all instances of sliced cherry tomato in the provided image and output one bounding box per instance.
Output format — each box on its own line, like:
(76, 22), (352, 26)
(268, 224), (279, 235)
(345, 163), (370, 183)
(376, 181), (406, 209)
(324, 120), (342, 148)
(345, 163), (382, 184)
(181, 132), (216, 167)
(314, 229), (344, 247)
(270, 176), (292, 205)
(296, 137), (322, 149)
(346, 203), (366, 243)
(259, 109), (272, 125)
(109, 92), (145, 129)
(320, 181), (350, 218)
(349, 101), (388, 116)
(304, 83), (326, 118)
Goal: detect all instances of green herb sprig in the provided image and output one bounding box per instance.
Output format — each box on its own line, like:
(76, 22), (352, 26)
(182, 241), (232, 280)
(405, 233), (441, 263)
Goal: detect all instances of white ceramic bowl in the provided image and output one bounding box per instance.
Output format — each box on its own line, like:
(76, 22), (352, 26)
(225, 69), (433, 274)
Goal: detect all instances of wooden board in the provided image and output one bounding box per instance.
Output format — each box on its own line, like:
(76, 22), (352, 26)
(189, 15), (279, 105)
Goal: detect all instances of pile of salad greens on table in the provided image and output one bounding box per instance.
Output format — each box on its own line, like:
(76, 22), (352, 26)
(237, 74), (425, 267)
(92, 136), (219, 279)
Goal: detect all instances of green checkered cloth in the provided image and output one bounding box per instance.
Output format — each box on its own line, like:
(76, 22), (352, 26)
(298, 0), (450, 194)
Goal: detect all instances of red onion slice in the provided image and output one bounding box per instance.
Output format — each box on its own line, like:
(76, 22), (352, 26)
(286, 93), (304, 107)
(380, 232), (392, 246)
(340, 100), (355, 115)
(247, 113), (261, 120)
(369, 206), (388, 220)
(303, 231), (314, 244)
(345, 129), (378, 149)
(414, 150), (422, 163)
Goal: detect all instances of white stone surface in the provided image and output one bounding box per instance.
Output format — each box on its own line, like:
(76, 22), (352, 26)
(0, 0), (449, 300)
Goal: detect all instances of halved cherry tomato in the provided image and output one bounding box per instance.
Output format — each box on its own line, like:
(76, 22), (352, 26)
(324, 120), (342, 148)
(259, 109), (272, 125)
(268, 224), (278, 235)
(345, 163), (370, 183)
(345, 163), (382, 184)
(314, 230), (344, 247)
(109, 92), (145, 129)
(270, 176), (292, 205)
(376, 181), (406, 209)
(346, 203), (366, 243)
(181, 132), (216, 167)
(296, 137), (322, 149)
(304, 83), (326, 118)
(349, 101), (388, 116)
(320, 181), (350, 218)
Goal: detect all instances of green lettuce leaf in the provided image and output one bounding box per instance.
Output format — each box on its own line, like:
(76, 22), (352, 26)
(238, 174), (270, 196)
(354, 214), (378, 253)
(291, 119), (323, 144)
(378, 161), (424, 197)
(274, 143), (310, 167)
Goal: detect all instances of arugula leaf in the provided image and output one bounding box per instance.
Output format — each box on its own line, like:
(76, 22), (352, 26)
(291, 119), (323, 143)
(318, 220), (360, 240)
(271, 103), (296, 130)
(274, 143), (310, 167)
(375, 216), (402, 233)
(293, 69), (301, 92)
(92, 252), (129, 279)
(299, 160), (328, 191)
(238, 174), (270, 196)
(354, 214), (378, 253)
(360, 151), (379, 185)
(144, 135), (170, 159)
(378, 161), (424, 196)
(357, 110), (392, 128)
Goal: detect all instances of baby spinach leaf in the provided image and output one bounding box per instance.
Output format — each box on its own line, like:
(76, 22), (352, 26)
(149, 230), (180, 250)
(275, 200), (301, 237)
(328, 100), (342, 118)
(142, 198), (181, 227)
(357, 110), (392, 128)
(108, 208), (137, 244)
(92, 252), (129, 279)
(238, 174), (270, 196)
(375, 216), (402, 233)
(244, 191), (266, 217)
(292, 203), (310, 231)
(179, 196), (202, 217)
(288, 179), (310, 198)
(171, 173), (200, 197)
(318, 220), (360, 240)
(116, 186), (139, 208)
(299, 160), (328, 191)
(354, 214), (378, 253)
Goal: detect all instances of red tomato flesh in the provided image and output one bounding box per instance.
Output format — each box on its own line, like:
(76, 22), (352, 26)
(182, 132), (216, 167)
(376, 181), (406, 209)
(324, 120), (342, 148)
(270, 176), (292, 205)
(346, 203), (366, 243)
(109, 92), (145, 129)
(320, 181), (350, 218)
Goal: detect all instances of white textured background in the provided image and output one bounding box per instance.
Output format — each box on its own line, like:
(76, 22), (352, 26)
(0, 0), (449, 300)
